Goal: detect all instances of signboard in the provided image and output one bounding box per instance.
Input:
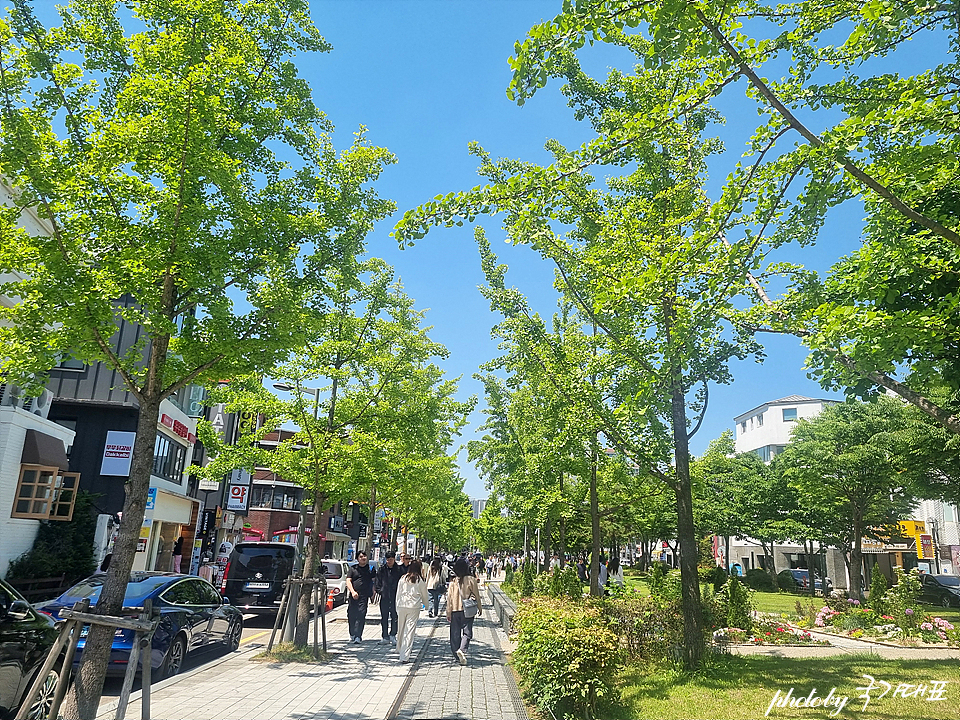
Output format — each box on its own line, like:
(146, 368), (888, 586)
(328, 515), (344, 532)
(226, 483), (250, 512)
(100, 431), (136, 476)
(229, 468), (251, 485)
(137, 518), (152, 553)
(918, 534), (935, 560)
(146, 488), (157, 511)
(359, 523), (367, 539)
(198, 479), (220, 491)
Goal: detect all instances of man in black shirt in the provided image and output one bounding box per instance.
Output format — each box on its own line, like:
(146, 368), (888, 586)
(375, 551), (403, 645)
(346, 551), (374, 643)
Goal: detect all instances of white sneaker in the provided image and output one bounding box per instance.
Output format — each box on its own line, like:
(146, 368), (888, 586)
(456, 649), (466, 665)
(389, 636), (397, 646)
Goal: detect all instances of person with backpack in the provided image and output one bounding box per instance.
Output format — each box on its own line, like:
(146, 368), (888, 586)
(446, 557), (482, 665)
(425, 556), (446, 618)
(396, 559), (429, 663)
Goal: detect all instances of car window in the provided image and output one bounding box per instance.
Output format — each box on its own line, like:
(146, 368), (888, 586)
(234, 545), (295, 569)
(937, 576), (960, 587)
(62, 574), (172, 604)
(323, 561), (344, 579)
(198, 580), (223, 605)
(162, 579), (206, 605)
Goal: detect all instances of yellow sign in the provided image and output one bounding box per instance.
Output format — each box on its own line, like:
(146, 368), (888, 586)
(898, 521), (929, 559)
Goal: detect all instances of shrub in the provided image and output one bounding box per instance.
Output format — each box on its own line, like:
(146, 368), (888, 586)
(868, 565), (888, 615)
(533, 569), (553, 596)
(602, 593), (684, 663)
(513, 597), (623, 719)
(651, 569), (683, 602)
(518, 560), (536, 597)
(777, 569), (800, 592)
(648, 561), (668, 596)
(700, 565), (729, 592)
(743, 568), (776, 592)
(883, 567), (922, 634)
(504, 562), (515, 585)
(549, 566), (584, 600)
(718, 576), (753, 631)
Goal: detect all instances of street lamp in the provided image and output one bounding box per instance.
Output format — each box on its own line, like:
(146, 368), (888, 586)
(273, 381), (320, 642)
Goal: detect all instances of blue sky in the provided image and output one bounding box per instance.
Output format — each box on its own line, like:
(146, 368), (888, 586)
(299, 2), (878, 499)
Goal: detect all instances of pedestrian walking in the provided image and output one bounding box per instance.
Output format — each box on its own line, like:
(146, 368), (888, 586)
(396, 559), (429, 663)
(425, 557), (446, 618)
(485, 556), (494, 581)
(606, 555), (624, 593)
(346, 551), (375, 643)
(576, 557), (587, 582)
(447, 557), (482, 665)
(376, 551), (403, 645)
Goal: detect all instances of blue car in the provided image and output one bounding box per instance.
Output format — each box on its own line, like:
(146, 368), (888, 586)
(37, 572), (243, 678)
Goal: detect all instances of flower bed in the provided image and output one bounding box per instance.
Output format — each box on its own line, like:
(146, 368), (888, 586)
(714, 616), (829, 646)
(804, 604), (958, 645)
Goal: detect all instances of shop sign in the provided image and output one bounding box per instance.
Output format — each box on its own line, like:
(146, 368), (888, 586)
(198, 479), (220, 491)
(100, 431), (136, 476)
(328, 515), (344, 532)
(226, 483), (250, 512)
(199, 509), (217, 535)
(229, 468), (251, 485)
(146, 488), (157, 511)
(137, 518), (152, 553)
(359, 523), (367, 539)
(918, 534), (935, 559)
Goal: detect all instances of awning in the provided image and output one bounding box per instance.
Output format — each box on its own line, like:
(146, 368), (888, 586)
(21, 429), (69, 471)
(325, 531), (351, 542)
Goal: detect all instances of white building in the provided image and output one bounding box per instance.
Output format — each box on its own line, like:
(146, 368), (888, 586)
(733, 395), (836, 461)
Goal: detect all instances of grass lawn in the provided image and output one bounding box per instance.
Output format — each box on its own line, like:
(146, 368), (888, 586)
(749, 591), (960, 625)
(612, 654), (960, 720)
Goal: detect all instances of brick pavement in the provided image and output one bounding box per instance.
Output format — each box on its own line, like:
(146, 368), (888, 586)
(96, 590), (527, 720)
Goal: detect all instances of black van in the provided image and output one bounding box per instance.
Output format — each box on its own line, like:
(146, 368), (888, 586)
(221, 542), (296, 615)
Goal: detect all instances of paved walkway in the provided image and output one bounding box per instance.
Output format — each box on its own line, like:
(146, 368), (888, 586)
(96, 592), (527, 720)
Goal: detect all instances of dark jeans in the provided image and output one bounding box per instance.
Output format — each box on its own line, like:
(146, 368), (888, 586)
(380, 595), (398, 638)
(449, 610), (474, 653)
(347, 596), (368, 638)
(428, 587), (443, 615)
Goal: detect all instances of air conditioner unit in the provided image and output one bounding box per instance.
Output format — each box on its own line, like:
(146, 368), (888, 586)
(0, 383), (53, 419)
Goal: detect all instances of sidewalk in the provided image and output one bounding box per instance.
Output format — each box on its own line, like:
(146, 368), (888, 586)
(97, 595), (527, 720)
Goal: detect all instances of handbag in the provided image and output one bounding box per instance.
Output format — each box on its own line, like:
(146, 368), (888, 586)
(460, 578), (478, 618)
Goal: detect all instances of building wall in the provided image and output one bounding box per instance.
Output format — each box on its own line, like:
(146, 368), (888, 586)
(734, 398), (831, 454)
(0, 406), (76, 577)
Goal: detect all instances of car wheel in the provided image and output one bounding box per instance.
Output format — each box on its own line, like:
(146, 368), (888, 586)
(942, 595), (953, 608)
(161, 634), (187, 679)
(25, 664), (62, 720)
(225, 619), (242, 652)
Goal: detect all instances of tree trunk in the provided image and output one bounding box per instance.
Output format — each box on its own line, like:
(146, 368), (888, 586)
(543, 517), (552, 573)
(523, 522), (530, 561)
(667, 345), (704, 669)
(295, 491), (326, 646)
(63, 393), (163, 719)
(559, 515), (567, 569)
(851, 516), (865, 600)
(803, 541), (815, 596)
(589, 431), (601, 596)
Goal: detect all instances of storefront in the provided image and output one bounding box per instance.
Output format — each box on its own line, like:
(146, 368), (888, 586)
(133, 488), (200, 572)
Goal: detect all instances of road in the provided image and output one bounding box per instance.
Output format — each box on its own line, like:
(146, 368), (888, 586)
(101, 606), (336, 697)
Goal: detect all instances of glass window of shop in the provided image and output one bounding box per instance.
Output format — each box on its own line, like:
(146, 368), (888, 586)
(153, 433), (186, 483)
(250, 485), (301, 510)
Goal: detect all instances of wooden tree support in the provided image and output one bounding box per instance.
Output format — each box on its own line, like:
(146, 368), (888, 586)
(16, 599), (160, 720)
(266, 577), (328, 658)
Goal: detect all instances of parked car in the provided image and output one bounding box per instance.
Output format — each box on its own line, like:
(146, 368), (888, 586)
(321, 560), (351, 607)
(919, 574), (960, 608)
(783, 569), (833, 595)
(37, 572), (242, 679)
(0, 578), (61, 720)
(220, 542), (296, 615)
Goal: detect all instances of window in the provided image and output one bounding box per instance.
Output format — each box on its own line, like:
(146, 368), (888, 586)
(56, 355), (86, 371)
(11, 464), (78, 521)
(162, 579), (206, 606)
(250, 485), (300, 511)
(152, 433), (186, 483)
(739, 421), (747, 433)
(782, 408), (798, 422)
(756, 413), (763, 427)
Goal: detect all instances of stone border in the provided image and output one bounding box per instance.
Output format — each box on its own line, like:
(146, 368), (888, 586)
(485, 583), (517, 635)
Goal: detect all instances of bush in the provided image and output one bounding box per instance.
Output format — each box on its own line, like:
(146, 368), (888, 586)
(533, 569), (553, 596)
(868, 564), (888, 614)
(717, 576), (753, 631)
(504, 562), (515, 585)
(518, 560), (536, 598)
(883, 567), (922, 633)
(513, 597), (623, 719)
(648, 562), (668, 596)
(743, 568), (776, 592)
(777, 569), (800, 592)
(651, 569), (683, 602)
(700, 565), (729, 592)
(549, 566), (584, 600)
(602, 593), (684, 663)
(6, 492), (97, 585)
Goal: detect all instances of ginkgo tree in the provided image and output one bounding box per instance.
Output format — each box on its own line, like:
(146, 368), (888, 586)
(0, 1), (394, 714)
(198, 258), (473, 646)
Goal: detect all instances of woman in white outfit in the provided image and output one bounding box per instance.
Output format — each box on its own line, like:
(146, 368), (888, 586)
(396, 558), (429, 662)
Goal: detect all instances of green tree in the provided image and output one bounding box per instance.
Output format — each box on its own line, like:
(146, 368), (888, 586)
(776, 398), (918, 599)
(199, 259), (471, 645)
(0, 3), (393, 712)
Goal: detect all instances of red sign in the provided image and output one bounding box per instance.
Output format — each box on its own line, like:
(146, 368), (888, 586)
(160, 414), (174, 428)
(172, 420), (189, 439)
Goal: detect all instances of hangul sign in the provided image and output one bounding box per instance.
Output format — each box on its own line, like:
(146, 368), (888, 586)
(226, 483), (250, 513)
